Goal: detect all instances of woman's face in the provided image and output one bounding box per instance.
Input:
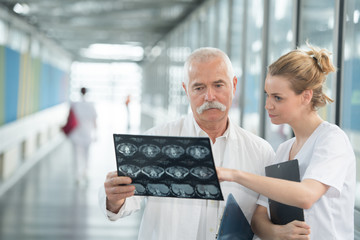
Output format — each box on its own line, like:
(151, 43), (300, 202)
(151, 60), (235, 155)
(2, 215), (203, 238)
(264, 74), (304, 125)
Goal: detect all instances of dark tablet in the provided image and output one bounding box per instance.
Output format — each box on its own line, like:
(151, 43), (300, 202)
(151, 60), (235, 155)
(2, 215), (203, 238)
(265, 159), (304, 225)
(217, 193), (254, 240)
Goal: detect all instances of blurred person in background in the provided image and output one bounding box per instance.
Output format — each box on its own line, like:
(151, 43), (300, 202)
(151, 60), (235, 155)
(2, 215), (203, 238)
(69, 87), (97, 184)
(125, 94), (131, 131)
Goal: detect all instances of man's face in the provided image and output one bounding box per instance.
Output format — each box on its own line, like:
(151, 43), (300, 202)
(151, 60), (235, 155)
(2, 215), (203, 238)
(183, 57), (237, 125)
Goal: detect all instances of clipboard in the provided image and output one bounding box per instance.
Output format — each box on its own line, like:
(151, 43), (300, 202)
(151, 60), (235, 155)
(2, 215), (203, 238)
(265, 159), (304, 225)
(217, 193), (254, 240)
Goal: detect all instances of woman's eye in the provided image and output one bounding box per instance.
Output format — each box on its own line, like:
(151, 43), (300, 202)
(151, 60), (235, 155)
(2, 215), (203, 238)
(275, 96), (282, 101)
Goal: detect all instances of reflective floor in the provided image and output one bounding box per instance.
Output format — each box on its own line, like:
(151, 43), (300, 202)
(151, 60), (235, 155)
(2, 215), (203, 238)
(0, 102), (142, 240)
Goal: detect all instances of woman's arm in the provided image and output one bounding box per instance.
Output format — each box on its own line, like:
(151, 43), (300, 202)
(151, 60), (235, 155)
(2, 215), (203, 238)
(251, 205), (311, 240)
(217, 167), (329, 209)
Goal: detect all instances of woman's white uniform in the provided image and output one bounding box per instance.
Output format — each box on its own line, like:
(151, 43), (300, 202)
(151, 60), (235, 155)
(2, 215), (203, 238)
(258, 121), (355, 239)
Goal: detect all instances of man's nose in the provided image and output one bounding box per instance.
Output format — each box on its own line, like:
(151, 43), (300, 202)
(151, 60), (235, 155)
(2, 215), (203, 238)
(204, 88), (215, 101)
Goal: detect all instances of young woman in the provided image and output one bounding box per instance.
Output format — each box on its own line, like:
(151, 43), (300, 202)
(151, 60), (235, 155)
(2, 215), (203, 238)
(217, 44), (355, 239)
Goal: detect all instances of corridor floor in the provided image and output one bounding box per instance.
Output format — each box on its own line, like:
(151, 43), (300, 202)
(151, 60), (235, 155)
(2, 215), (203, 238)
(0, 102), (143, 240)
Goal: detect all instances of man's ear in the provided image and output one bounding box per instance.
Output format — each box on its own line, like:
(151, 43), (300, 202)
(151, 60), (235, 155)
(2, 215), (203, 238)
(232, 76), (238, 95)
(182, 82), (188, 96)
(302, 89), (313, 105)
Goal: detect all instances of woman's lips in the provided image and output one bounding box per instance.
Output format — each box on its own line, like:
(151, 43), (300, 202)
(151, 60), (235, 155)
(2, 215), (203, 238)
(268, 114), (277, 118)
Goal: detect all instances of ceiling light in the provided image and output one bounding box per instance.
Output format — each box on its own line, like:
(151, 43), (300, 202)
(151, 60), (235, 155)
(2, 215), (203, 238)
(13, 3), (30, 15)
(80, 44), (144, 61)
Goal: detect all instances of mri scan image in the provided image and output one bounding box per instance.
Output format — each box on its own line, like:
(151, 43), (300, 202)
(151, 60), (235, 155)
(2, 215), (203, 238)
(147, 183), (170, 196)
(162, 145), (185, 159)
(139, 144), (161, 158)
(142, 166), (165, 178)
(119, 164), (141, 178)
(165, 166), (189, 179)
(195, 184), (220, 199)
(170, 184), (195, 197)
(117, 143), (138, 157)
(190, 166), (215, 179)
(114, 134), (223, 200)
(186, 145), (210, 159)
(133, 183), (146, 194)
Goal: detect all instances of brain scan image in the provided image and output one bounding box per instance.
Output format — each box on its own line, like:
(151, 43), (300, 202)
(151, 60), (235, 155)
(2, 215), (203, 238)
(147, 183), (170, 196)
(117, 143), (138, 157)
(170, 184), (194, 197)
(190, 166), (215, 179)
(133, 183), (146, 194)
(162, 145), (185, 159)
(186, 145), (210, 159)
(119, 164), (141, 178)
(142, 166), (165, 178)
(195, 184), (220, 199)
(139, 144), (161, 158)
(165, 166), (189, 179)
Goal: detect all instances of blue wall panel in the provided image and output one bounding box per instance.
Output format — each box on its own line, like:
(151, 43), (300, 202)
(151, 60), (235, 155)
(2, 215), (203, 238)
(5, 48), (20, 124)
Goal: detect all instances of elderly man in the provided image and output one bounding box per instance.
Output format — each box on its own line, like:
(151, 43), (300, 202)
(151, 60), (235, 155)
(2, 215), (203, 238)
(99, 47), (275, 240)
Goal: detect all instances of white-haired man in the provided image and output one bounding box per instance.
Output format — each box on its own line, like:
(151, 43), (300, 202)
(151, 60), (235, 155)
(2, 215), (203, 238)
(99, 47), (275, 240)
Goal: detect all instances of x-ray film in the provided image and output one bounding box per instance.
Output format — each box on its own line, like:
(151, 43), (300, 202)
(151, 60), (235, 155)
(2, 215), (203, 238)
(113, 134), (224, 200)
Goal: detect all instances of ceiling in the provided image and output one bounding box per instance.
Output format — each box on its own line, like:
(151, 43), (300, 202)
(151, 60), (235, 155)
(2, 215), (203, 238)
(0, 0), (205, 62)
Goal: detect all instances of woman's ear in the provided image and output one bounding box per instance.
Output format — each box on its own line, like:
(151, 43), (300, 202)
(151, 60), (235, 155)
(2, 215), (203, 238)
(302, 89), (313, 105)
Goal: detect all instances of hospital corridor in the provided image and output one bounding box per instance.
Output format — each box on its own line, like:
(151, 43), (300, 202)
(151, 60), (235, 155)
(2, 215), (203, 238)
(0, 0), (359, 239)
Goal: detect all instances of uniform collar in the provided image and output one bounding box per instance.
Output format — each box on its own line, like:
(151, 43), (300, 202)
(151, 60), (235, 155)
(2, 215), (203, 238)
(191, 114), (231, 140)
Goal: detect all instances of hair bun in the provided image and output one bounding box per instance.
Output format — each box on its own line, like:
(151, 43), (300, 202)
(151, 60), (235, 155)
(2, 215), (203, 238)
(307, 44), (335, 75)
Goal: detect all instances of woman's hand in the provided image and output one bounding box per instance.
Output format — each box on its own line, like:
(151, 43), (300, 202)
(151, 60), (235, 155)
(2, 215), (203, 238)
(274, 220), (311, 240)
(216, 167), (237, 182)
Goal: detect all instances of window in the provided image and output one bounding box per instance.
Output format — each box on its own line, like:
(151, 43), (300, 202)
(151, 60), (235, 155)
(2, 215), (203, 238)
(342, 0), (360, 212)
(242, 0), (264, 135)
(299, 0), (336, 122)
(264, 0), (294, 149)
(228, 0), (244, 125)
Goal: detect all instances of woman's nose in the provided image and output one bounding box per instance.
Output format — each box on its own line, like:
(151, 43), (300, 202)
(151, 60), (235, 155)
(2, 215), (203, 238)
(265, 98), (274, 110)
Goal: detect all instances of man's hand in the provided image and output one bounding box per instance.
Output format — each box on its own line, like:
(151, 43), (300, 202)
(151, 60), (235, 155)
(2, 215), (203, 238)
(104, 171), (136, 213)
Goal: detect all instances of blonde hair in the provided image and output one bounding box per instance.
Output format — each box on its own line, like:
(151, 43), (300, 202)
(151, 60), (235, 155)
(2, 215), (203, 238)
(268, 43), (336, 110)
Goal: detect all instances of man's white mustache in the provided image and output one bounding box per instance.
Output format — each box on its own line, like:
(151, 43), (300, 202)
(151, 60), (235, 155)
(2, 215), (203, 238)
(196, 101), (226, 114)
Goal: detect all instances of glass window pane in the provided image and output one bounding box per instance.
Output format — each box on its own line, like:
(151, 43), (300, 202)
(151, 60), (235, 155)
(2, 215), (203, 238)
(342, 0), (360, 211)
(242, 0), (263, 135)
(207, 1), (216, 47)
(229, 0), (244, 125)
(299, 0), (336, 123)
(265, 0), (294, 149)
(199, 8), (208, 47)
(217, 0), (230, 52)
(188, 16), (199, 50)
